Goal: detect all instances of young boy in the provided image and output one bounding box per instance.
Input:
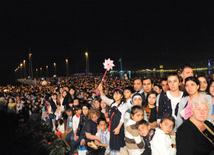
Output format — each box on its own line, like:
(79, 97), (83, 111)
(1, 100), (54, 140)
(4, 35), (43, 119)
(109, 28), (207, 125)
(64, 107), (73, 148)
(94, 118), (110, 155)
(136, 120), (155, 155)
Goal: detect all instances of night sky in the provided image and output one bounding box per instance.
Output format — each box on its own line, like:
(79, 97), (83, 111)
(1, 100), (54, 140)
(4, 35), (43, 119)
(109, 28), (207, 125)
(1, 1), (214, 85)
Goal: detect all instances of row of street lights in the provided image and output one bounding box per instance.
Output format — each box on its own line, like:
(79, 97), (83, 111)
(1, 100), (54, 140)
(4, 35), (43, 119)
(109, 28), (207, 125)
(15, 52), (89, 78)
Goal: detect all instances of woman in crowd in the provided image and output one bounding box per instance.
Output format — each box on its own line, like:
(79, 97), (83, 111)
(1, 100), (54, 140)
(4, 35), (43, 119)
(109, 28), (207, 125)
(176, 97), (214, 155)
(176, 76), (213, 130)
(158, 72), (183, 121)
(85, 109), (105, 155)
(143, 90), (158, 129)
(209, 79), (214, 123)
(197, 75), (209, 94)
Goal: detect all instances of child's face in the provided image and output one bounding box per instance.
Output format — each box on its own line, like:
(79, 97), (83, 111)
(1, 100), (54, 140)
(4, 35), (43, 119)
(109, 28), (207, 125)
(66, 111), (72, 116)
(148, 94), (157, 105)
(138, 124), (150, 137)
(99, 121), (107, 131)
(123, 89), (132, 99)
(73, 99), (79, 106)
(160, 119), (174, 134)
(113, 92), (123, 102)
(76, 109), (82, 115)
(131, 110), (144, 122)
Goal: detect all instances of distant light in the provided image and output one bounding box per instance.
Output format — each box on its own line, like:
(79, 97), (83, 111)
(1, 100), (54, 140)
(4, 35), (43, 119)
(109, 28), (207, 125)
(160, 65), (163, 69)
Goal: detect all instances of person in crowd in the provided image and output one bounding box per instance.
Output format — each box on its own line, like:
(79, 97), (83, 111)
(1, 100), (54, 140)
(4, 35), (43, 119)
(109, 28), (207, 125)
(85, 109), (105, 155)
(125, 106), (145, 155)
(95, 118), (111, 155)
(142, 78), (154, 106)
(150, 114), (176, 155)
(98, 83), (128, 155)
(49, 93), (58, 131)
(136, 119), (155, 155)
(64, 107), (73, 148)
(176, 97), (214, 155)
(123, 86), (135, 110)
(7, 97), (16, 113)
(72, 105), (82, 137)
(100, 100), (110, 122)
(143, 91), (158, 129)
(198, 74), (209, 94)
(124, 92), (148, 128)
(158, 72), (183, 124)
(160, 78), (169, 93)
(70, 104), (90, 154)
(55, 119), (65, 138)
(176, 76), (213, 130)
(209, 79), (214, 123)
(134, 78), (144, 95)
(153, 83), (162, 94)
(179, 64), (194, 94)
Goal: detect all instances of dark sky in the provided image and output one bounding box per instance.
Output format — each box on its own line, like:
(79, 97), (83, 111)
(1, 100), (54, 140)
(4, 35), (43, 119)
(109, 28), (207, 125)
(1, 1), (214, 85)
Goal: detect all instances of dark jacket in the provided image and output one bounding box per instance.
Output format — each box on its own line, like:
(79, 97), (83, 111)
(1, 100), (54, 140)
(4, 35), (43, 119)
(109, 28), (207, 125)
(50, 99), (57, 114)
(76, 114), (88, 138)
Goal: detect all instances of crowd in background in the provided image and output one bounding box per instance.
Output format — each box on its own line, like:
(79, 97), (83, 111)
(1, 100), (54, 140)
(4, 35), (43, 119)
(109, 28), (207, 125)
(1, 64), (214, 155)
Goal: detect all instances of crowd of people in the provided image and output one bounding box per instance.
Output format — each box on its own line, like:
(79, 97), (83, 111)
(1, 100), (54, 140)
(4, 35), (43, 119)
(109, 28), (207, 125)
(1, 64), (214, 155)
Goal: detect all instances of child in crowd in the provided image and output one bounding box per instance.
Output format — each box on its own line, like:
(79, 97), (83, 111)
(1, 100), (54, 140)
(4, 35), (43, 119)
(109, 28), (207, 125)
(54, 104), (62, 121)
(64, 107), (73, 148)
(55, 119), (65, 138)
(150, 114), (176, 155)
(94, 118), (110, 155)
(98, 83), (128, 155)
(125, 106), (145, 155)
(143, 91), (158, 129)
(136, 119), (155, 155)
(72, 105), (82, 138)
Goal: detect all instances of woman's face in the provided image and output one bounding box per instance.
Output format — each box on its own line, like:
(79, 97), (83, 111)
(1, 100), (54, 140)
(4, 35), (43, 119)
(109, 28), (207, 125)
(101, 101), (106, 109)
(198, 77), (208, 93)
(167, 76), (179, 92)
(209, 82), (214, 97)
(133, 96), (143, 106)
(185, 80), (199, 96)
(94, 100), (100, 109)
(82, 106), (89, 116)
(192, 102), (209, 123)
(113, 92), (123, 102)
(153, 86), (162, 94)
(91, 114), (99, 123)
(131, 110), (144, 122)
(70, 89), (75, 95)
(148, 94), (157, 105)
(62, 91), (67, 98)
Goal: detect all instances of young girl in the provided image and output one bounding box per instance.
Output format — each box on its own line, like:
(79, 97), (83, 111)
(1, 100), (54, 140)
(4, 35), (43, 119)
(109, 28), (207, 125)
(55, 119), (65, 138)
(143, 91), (158, 129)
(150, 114), (176, 155)
(98, 83), (128, 155)
(125, 106), (145, 155)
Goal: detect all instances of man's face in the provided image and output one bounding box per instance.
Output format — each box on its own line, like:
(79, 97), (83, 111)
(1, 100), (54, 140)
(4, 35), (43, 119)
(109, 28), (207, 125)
(143, 79), (153, 94)
(161, 80), (169, 92)
(134, 79), (143, 92)
(182, 67), (193, 83)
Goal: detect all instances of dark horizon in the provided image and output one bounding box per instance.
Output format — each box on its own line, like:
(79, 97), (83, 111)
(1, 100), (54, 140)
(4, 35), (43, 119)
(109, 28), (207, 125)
(2, 1), (214, 86)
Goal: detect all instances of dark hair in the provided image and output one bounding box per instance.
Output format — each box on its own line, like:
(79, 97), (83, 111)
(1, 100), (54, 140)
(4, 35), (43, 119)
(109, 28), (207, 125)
(209, 79), (214, 96)
(74, 105), (81, 111)
(134, 78), (143, 84)
(154, 83), (162, 90)
(167, 72), (180, 82)
(185, 76), (200, 86)
(58, 119), (64, 125)
(52, 93), (57, 96)
(97, 118), (107, 125)
(130, 105), (144, 118)
(124, 86), (135, 94)
(65, 107), (72, 112)
(182, 64), (192, 73)
(160, 114), (175, 128)
(136, 119), (149, 128)
(143, 78), (154, 84)
(197, 75), (209, 93)
(160, 78), (167, 83)
(146, 90), (158, 106)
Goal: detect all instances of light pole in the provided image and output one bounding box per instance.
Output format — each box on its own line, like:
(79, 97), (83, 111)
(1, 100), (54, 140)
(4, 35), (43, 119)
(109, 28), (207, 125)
(29, 52), (33, 78)
(36, 68), (38, 78)
(20, 63), (23, 79)
(85, 52), (89, 74)
(66, 59), (69, 77)
(46, 65), (48, 77)
(23, 60), (26, 78)
(40, 67), (42, 77)
(54, 63), (56, 76)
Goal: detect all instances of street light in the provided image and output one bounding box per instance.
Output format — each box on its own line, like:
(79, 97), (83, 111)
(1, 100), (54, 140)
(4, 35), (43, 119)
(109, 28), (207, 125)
(23, 60), (26, 78)
(36, 68), (38, 78)
(29, 52), (33, 78)
(85, 52), (88, 74)
(40, 67), (42, 77)
(20, 63), (23, 79)
(66, 59), (69, 77)
(46, 65), (48, 77)
(54, 63), (56, 76)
